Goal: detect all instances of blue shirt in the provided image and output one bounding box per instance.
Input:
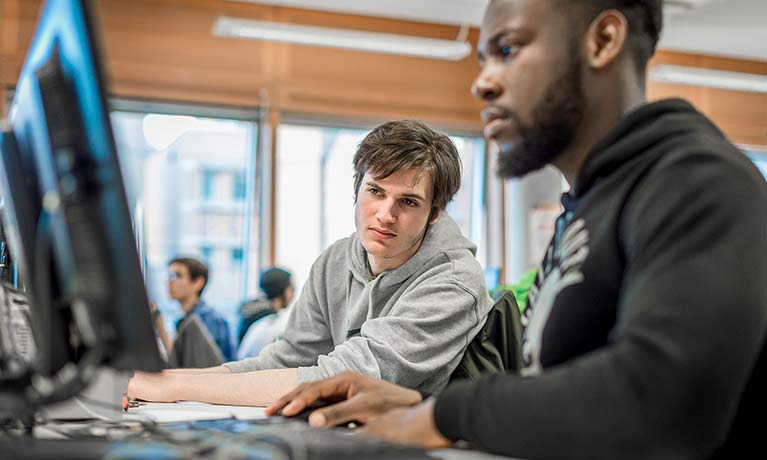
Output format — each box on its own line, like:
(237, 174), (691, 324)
(177, 300), (235, 361)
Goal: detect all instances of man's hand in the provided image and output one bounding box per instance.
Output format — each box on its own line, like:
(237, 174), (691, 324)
(361, 398), (452, 449)
(265, 371), (422, 427)
(149, 301), (173, 354)
(150, 301), (163, 329)
(126, 371), (179, 402)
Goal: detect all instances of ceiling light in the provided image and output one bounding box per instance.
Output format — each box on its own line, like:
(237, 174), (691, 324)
(212, 16), (472, 61)
(649, 65), (767, 93)
(142, 114), (198, 151)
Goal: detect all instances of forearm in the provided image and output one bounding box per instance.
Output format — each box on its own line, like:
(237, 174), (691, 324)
(166, 366), (232, 375)
(434, 327), (762, 460)
(173, 368), (299, 406)
(316, 287), (483, 393)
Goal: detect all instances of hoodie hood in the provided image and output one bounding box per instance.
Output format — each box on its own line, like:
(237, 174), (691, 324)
(573, 99), (726, 198)
(346, 213), (477, 288)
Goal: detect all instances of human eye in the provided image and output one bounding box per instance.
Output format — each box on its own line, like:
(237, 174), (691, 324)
(500, 44), (519, 59)
(368, 187), (381, 195)
(402, 198), (418, 208)
(497, 37), (521, 59)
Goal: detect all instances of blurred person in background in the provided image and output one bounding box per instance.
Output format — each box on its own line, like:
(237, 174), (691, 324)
(236, 267), (294, 359)
(153, 257), (235, 362)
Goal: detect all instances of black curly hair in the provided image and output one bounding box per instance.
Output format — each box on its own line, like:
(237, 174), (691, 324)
(564, 0), (663, 74)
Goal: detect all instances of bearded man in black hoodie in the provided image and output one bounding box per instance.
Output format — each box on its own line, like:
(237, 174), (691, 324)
(266, 1), (767, 458)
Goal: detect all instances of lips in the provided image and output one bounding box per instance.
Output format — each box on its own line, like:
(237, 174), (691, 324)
(481, 106), (509, 124)
(481, 106), (516, 141)
(370, 227), (396, 239)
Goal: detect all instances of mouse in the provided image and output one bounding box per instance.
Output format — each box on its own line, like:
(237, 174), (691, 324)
(277, 400), (330, 422)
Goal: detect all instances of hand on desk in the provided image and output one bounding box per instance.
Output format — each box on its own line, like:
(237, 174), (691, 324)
(127, 371), (179, 403)
(265, 371), (451, 448)
(360, 398), (452, 449)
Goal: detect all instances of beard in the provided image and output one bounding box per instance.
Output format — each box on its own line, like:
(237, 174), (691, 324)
(496, 52), (586, 179)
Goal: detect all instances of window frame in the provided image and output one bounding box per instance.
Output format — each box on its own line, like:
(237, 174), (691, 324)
(109, 98), (263, 303)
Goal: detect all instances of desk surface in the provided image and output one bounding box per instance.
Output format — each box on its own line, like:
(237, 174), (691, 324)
(1, 402), (526, 460)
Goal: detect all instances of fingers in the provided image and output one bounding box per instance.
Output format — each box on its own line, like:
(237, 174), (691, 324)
(265, 383), (313, 416)
(267, 373), (358, 416)
(308, 392), (383, 427)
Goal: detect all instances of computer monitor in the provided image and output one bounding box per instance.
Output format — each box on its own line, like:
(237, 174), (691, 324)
(0, 0), (163, 419)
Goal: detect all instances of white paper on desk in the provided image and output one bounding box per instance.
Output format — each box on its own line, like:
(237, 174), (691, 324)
(124, 401), (267, 423)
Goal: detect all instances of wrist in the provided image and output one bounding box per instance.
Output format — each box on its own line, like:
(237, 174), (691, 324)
(422, 397), (452, 448)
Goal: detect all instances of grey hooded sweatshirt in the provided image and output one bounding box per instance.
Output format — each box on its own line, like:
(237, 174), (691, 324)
(225, 214), (492, 394)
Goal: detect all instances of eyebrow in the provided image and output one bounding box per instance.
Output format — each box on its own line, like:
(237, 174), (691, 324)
(365, 181), (426, 202)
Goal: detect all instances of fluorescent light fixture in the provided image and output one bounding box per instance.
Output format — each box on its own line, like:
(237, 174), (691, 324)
(650, 65), (767, 93)
(142, 114), (198, 151)
(212, 16), (472, 61)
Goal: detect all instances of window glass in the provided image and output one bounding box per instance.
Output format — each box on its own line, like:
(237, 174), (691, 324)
(746, 151), (767, 179)
(111, 111), (258, 335)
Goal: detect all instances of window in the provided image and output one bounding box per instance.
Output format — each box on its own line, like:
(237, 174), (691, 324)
(233, 172), (247, 201)
(275, 123), (486, 291)
(446, 136), (487, 264)
(111, 106), (259, 333)
(231, 248), (244, 265)
(202, 170), (216, 201)
(200, 245), (214, 264)
(746, 151), (767, 180)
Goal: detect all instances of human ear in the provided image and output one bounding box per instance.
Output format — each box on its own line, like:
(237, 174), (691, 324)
(193, 277), (205, 294)
(428, 208), (443, 225)
(584, 10), (629, 70)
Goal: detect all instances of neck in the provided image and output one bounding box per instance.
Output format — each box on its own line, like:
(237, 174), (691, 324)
(180, 296), (200, 313)
(272, 297), (285, 311)
(367, 239), (423, 277)
(555, 76), (646, 188)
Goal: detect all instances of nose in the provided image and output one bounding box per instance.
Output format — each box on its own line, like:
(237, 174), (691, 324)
(471, 62), (502, 101)
(376, 199), (397, 224)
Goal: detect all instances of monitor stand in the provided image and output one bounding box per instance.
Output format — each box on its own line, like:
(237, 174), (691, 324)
(41, 367), (130, 421)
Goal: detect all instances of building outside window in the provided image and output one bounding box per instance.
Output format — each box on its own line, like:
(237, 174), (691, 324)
(110, 107), (259, 335)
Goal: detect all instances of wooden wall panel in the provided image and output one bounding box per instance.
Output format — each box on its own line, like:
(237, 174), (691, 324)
(1, 0), (764, 144)
(92, 0), (484, 130)
(648, 51), (767, 146)
(0, 0), (22, 94)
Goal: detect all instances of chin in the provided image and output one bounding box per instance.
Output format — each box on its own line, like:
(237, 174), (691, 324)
(362, 241), (389, 256)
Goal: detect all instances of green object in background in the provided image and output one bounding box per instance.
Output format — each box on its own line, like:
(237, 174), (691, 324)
(495, 268), (537, 314)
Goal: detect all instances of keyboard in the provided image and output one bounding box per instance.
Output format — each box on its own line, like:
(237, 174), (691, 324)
(105, 417), (432, 460)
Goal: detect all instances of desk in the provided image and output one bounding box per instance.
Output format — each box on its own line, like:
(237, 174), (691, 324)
(1, 403), (526, 460)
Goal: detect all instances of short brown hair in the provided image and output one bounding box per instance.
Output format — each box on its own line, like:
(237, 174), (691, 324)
(169, 257), (209, 296)
(353, 120), (462, 213)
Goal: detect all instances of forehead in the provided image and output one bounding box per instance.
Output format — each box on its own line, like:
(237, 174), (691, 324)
(480, 0), (559, 44)
(364, 168), (433, 198)
(169, 262), (189, 274)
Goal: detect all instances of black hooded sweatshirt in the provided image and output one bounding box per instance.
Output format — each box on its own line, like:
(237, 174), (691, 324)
(434, 99), (767, 460)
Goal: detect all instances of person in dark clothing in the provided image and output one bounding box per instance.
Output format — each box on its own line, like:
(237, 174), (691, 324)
(236, 267), (294, 345)
(265, 1), (767, 459)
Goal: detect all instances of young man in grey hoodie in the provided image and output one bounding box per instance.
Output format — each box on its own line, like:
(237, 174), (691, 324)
(127, 119), (493, 406)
